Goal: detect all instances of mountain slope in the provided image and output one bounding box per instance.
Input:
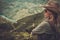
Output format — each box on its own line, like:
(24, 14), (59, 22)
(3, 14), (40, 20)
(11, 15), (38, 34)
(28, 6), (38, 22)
(0, 0), (48, 20)
(14, 12), (44, 32)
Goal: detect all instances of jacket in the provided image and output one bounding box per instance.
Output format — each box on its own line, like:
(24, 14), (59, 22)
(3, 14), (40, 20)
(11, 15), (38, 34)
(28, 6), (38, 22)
(32, 21), (55, 34)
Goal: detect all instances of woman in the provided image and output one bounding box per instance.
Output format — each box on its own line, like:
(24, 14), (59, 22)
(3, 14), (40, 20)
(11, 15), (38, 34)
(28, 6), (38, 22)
(31, 0), (60, 40)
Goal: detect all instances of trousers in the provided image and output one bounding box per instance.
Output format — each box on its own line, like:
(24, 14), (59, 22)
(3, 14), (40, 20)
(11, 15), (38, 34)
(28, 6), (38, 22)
(37, 33), (60, 40)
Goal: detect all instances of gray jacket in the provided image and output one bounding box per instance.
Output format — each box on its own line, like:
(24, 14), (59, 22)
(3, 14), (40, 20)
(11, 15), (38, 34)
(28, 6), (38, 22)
(32, 21), (54, 34)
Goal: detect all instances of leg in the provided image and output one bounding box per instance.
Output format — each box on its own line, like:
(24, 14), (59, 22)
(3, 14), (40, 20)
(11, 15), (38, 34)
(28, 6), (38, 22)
(37, 33), (54, 40)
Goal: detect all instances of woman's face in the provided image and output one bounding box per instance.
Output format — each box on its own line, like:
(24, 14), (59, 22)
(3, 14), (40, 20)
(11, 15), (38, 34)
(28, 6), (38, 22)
(44, 10), (54, 20)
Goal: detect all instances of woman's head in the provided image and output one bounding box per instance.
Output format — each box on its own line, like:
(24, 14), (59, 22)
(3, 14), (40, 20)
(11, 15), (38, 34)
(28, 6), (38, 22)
(44, 8), (58, 21)
(43, 0), (60, 21)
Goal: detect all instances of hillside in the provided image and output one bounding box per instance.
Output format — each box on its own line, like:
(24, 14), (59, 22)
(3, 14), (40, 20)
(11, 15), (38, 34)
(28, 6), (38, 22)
(13, 12), (44, 32)
(0, 0), (48, 20)
(0, 12), (44, 40)
(0, 0), (47, 40)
